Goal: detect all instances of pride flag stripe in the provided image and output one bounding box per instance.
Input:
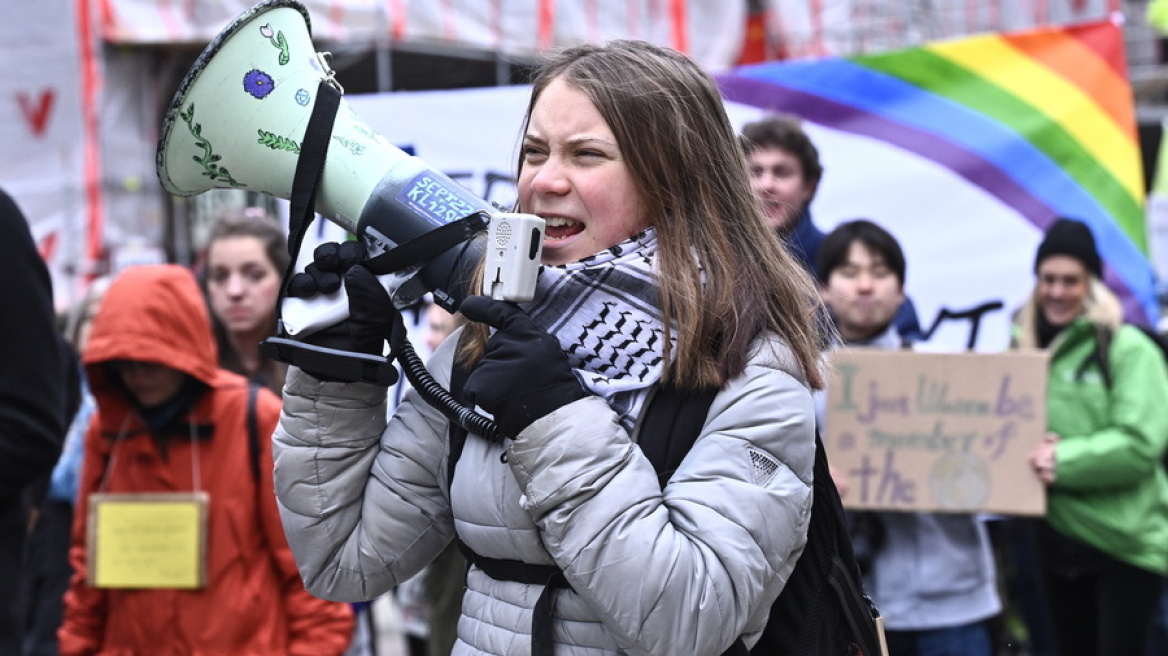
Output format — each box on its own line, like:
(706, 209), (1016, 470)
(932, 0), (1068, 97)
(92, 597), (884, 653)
(719, 19), (1155, 324)
(719, 73), (1151, 324)
(922, 34), (1141, 203)
(732, 57), (1112, 231)
(854, 48), (1144, 250)
(1003, 29), (1134, 134)
(1065, 20), (1129, 79)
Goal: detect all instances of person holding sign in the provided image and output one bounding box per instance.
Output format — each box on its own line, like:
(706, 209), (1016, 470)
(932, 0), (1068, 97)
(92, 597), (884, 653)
(272, 41), (828, 655)
(1011, 217), (1168, 656)
(58, 264), (354, 656)
(815, 220), (1001, 656)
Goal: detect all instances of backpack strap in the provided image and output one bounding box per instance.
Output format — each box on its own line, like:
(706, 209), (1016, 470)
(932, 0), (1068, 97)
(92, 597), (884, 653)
(1077, 324), (1114, 390)
(812, 433), (883, 655)
(637, 383), (719, 488)
(638, 383), (749, 656)
(246, 381), (261, 483)
(446, 357), (470, 494)
(446, 347), (569, 656)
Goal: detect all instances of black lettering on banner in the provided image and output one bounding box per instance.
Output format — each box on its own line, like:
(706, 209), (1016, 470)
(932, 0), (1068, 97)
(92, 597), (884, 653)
(921, 300), (1005, 350)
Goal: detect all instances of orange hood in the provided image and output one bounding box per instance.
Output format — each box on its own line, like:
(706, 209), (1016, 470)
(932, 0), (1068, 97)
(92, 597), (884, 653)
(84, 264), (219, 400)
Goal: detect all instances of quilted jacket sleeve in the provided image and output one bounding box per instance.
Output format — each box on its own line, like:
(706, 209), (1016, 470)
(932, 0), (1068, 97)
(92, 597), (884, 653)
(273, 339), (458, 602)
(253, 388), (356, 655)
(506, 337), (816, 654)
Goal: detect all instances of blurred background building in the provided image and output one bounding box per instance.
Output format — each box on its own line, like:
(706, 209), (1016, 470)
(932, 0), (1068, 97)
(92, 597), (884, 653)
(4, 0), (1164, 309)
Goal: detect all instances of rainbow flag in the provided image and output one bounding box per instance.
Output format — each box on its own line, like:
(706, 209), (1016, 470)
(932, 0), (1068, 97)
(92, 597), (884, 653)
(719, 19), (1155, 325)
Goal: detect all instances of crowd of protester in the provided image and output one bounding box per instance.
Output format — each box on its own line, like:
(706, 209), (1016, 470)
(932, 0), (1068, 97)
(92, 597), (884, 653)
(6, 44), (1168, 656)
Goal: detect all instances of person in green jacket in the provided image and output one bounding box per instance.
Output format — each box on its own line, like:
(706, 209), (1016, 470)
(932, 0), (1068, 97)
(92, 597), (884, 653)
(1011, 217), (1168, 656)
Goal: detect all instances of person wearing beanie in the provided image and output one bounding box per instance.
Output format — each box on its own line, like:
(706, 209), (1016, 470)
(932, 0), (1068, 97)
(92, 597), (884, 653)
(1033, 216), (1103, 280)
(1007, 216), (1168, 656)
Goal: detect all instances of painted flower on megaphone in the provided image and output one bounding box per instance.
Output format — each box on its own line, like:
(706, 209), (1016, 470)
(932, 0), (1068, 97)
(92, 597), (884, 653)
(243, 69), (275, 100)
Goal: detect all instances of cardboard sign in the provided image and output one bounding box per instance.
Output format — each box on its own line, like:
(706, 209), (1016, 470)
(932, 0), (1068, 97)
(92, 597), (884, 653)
(824, 349), (1048, 515)
(87, 492), (209, 589)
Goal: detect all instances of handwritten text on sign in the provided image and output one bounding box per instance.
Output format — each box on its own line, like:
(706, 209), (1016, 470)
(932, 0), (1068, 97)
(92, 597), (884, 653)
(824, 349), (1048, 515)
(87, 492), (208, 589)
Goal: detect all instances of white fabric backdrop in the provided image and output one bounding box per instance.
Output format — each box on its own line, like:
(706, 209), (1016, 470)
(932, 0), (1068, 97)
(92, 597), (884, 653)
(346, 86), (1038, 353)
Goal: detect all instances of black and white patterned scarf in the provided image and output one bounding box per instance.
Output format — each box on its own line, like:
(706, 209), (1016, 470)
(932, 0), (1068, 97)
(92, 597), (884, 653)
(520, 228), (668, 432)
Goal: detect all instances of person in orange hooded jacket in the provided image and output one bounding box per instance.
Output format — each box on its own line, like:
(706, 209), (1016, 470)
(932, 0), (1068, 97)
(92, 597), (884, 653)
(58, 264), (353, 656)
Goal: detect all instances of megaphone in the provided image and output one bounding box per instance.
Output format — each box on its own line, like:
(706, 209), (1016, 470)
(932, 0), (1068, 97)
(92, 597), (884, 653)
(156, 0), (542, 340)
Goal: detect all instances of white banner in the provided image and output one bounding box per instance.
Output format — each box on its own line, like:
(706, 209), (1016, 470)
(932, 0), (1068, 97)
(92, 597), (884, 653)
(346, 85), (1041, 353)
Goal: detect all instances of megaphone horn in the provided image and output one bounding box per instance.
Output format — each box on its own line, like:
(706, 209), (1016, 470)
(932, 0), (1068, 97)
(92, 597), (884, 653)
(156, 0), (498, 313)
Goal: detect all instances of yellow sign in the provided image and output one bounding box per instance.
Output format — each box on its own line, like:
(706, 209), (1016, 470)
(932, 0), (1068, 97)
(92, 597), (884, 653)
(87, 492), (208, 589)
(825, 349), (1049, 516)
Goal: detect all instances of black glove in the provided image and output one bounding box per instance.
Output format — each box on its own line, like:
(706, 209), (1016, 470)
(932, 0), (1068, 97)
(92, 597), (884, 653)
(287, 241), (367, 299)
(458, 296), (587, 439)
(266, 241), (404, 384)
(284, 241), (403, 356)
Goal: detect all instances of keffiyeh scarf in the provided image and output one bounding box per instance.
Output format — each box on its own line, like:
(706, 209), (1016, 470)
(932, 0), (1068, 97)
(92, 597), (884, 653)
(520, 229), (668, 433)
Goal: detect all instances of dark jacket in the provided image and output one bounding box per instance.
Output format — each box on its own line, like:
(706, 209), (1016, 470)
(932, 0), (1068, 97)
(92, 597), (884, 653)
(0, 189), (68, 653)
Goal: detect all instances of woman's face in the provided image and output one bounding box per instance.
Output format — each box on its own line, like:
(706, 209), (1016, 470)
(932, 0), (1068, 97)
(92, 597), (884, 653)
(1036, 255), (1090, 327)
(519, 77), (649, 266)
(205, 236), (281, 337)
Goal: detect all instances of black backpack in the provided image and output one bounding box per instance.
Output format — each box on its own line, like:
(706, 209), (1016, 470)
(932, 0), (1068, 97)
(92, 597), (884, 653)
(639, 384), (884, 656)
(447, 367), (884, 656)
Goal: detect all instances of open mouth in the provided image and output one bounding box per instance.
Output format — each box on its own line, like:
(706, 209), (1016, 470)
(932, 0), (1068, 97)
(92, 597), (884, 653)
(544, 216), (584, 241)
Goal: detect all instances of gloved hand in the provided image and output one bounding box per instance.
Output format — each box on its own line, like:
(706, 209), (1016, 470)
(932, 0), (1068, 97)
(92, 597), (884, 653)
(287, 241), (367, 299)
(458, 296), (587, 439)
(270, 241), (404, 384)
(283, 241), (403, 356)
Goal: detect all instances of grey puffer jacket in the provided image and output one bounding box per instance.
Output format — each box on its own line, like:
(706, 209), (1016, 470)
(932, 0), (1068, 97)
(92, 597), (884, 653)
(273, 332), (816, 655)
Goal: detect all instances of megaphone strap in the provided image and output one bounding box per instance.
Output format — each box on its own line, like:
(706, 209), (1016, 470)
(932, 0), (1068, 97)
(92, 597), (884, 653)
(362, 211), (490, 277)
(272, 79), (342, 326)
(287, 79), (342, 264)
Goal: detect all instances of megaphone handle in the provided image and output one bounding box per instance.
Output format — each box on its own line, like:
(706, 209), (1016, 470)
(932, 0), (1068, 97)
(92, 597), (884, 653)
(259, 337), (399, 387)
(362, 211), (489, 276)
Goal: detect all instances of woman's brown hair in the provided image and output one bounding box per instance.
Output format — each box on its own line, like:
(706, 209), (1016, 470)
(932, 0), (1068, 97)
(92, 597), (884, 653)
(202, 208), (290, 393)
(463, 40), (827, 391)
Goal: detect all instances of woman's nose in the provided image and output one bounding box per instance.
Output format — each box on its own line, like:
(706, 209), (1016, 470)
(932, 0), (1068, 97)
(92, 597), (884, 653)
(226, 274), (246, 296)
(529, 161), (569, 195)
